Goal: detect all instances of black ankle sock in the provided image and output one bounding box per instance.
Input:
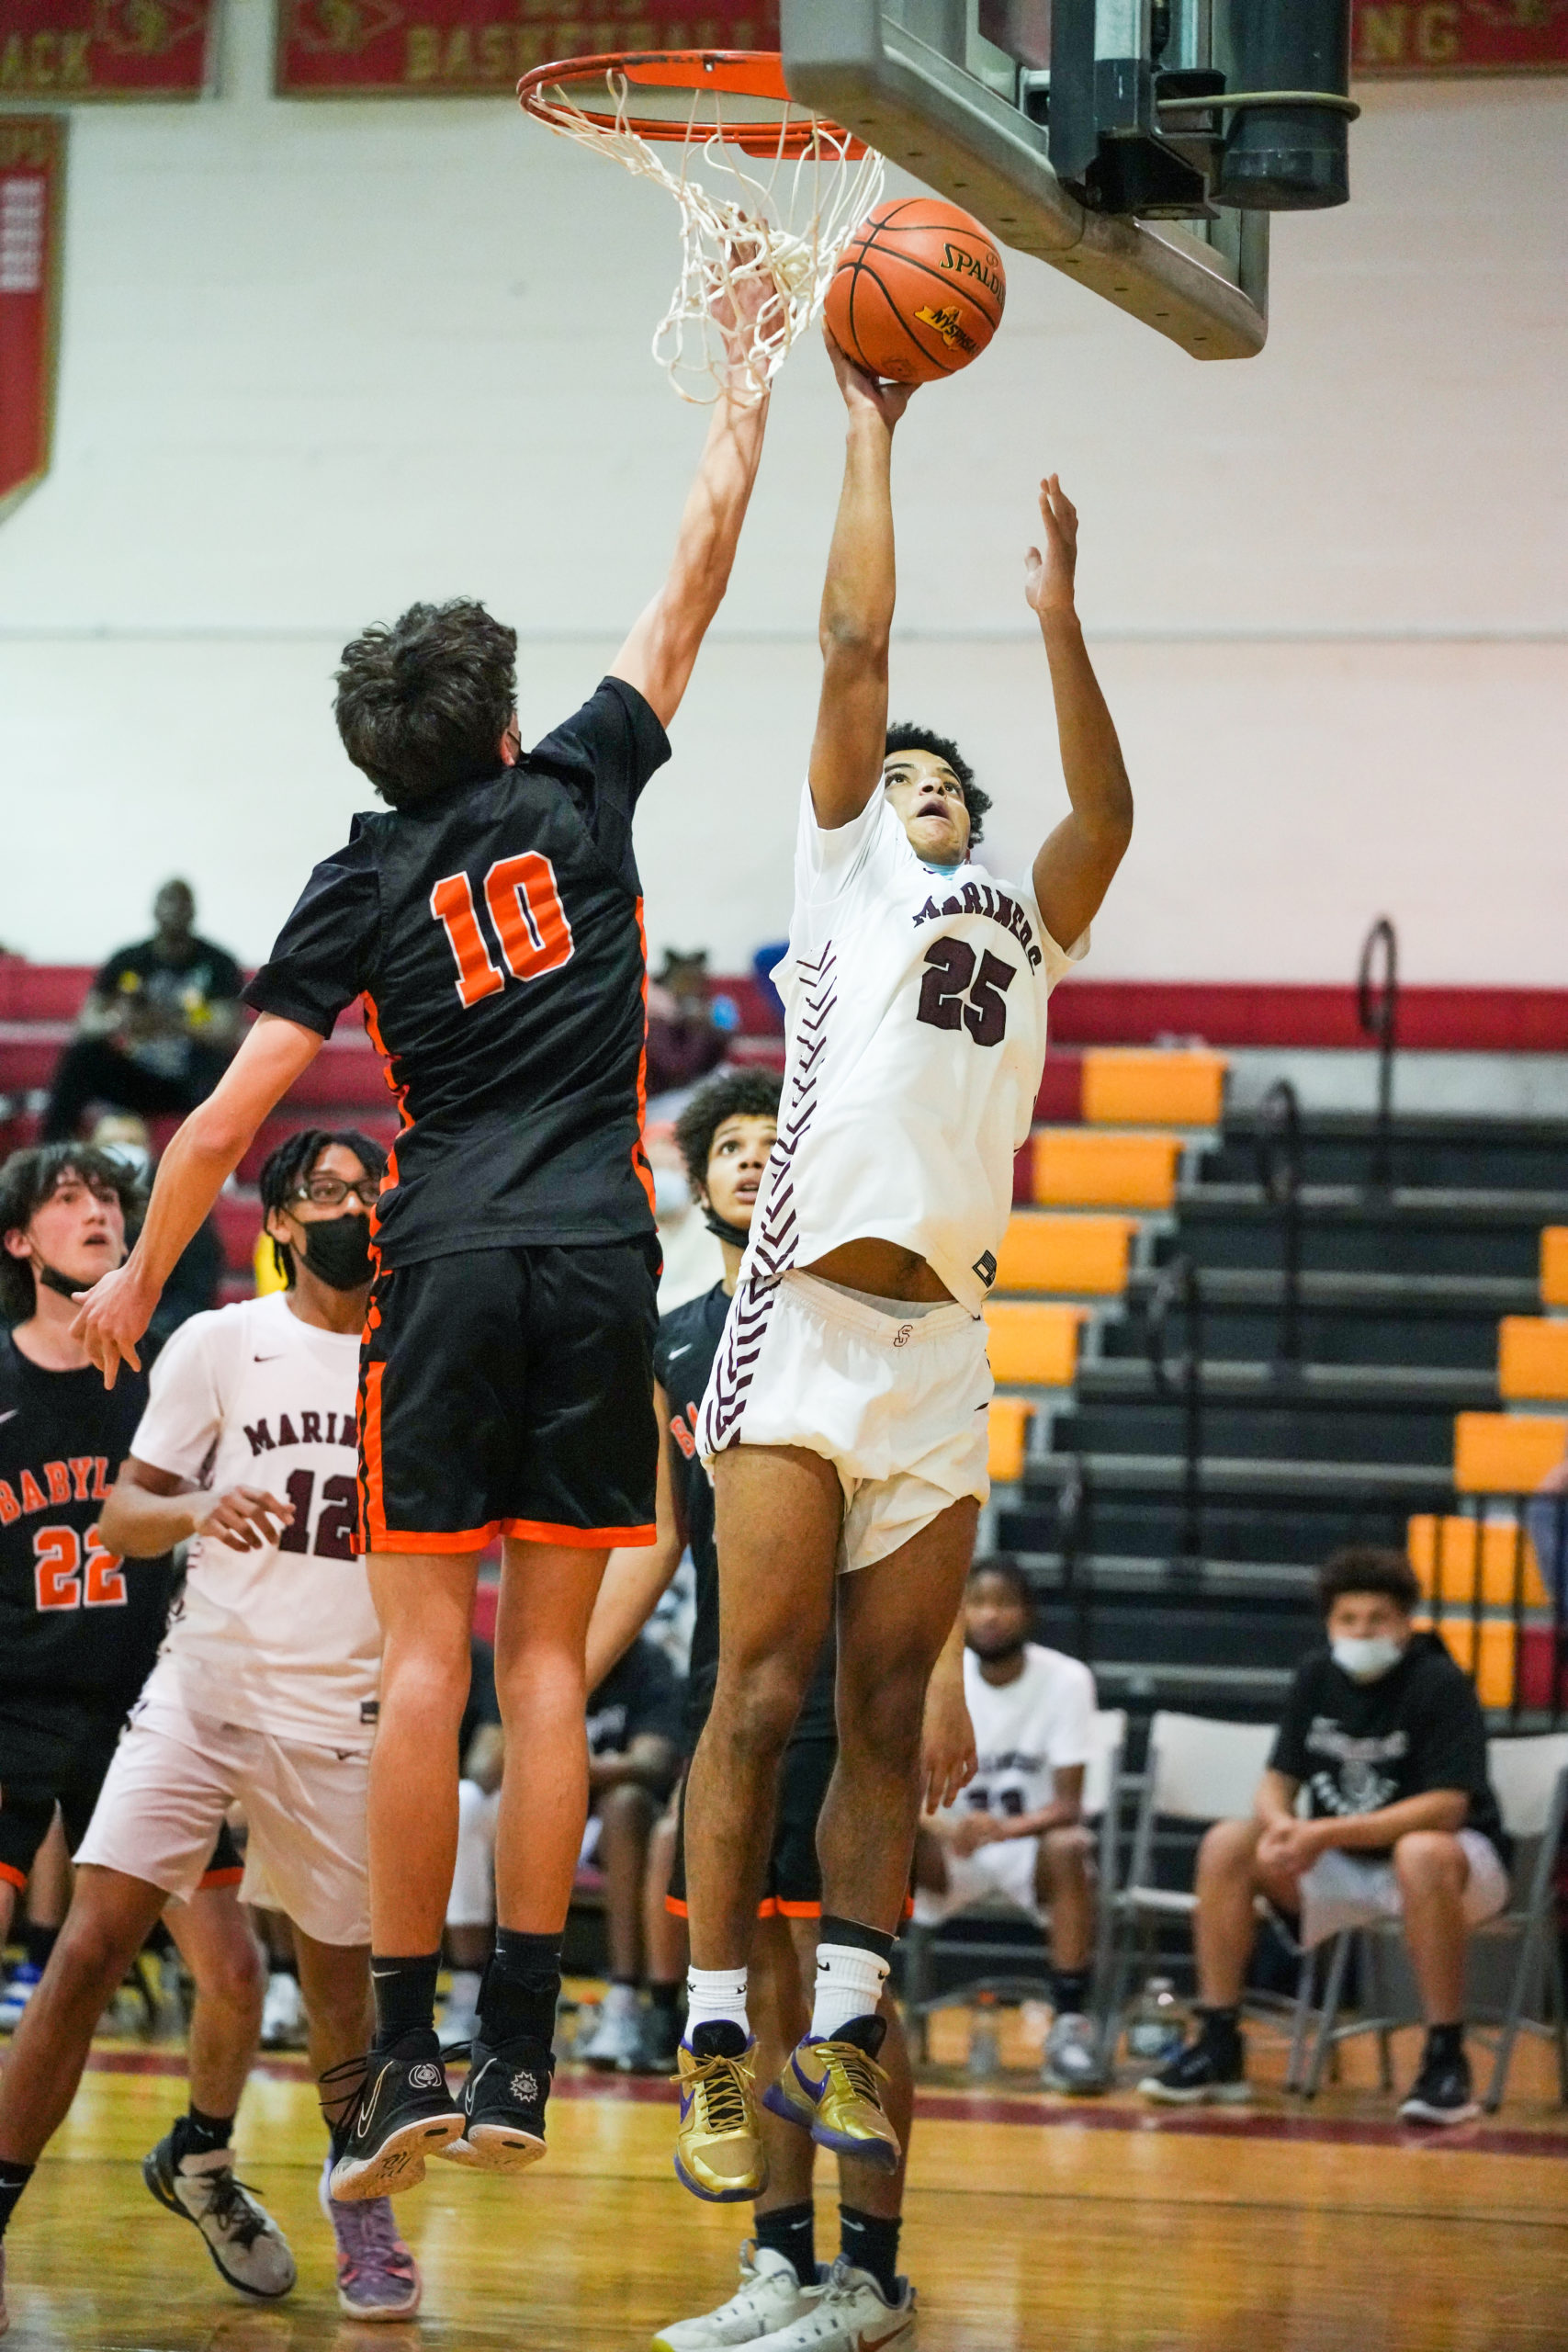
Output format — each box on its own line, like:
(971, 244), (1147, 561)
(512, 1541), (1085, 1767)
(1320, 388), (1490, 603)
(840, 2205), (901, 2302)
(1197, 2003), (1240, 2036)
(1052, 1968), (1090, 2015)
(648, 1980), (682, 2016)
(22, 1923), (57, 1974)
(0, 2161), (35, 2241)
(1426, 2021), (1465, 2064)
(370, 1951), (442, 2051)
(174, 2105), (234, 2162)
(756, 2199), (817, 2287)
(818, 1915), (895, 1965)
(479, 1928), (562, 2049)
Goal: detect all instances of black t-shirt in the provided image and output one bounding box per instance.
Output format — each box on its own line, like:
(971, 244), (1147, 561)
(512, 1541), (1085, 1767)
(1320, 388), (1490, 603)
(587, 1635), (684, 1759)
(0, 1330), (175, 1725)
(96, 935), (243, 1075)
(1269, 1633), (1509, 1865)
(655, 1281), (836, 1747)
(243, 679), (671, 1268)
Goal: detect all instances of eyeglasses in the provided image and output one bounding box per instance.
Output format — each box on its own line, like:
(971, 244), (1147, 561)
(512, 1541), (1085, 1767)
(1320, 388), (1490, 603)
(288, 1178), (376, 1208)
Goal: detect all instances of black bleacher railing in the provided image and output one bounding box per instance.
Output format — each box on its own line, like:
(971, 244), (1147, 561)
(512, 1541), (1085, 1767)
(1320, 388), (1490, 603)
(1142, 1253), (1204, 1574)
(1254, 1077), (1303, 1373)
(1357, 914), (1399, 1193)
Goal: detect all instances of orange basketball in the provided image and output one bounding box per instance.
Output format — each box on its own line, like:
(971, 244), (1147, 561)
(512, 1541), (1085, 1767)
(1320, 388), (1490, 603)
(825, 198), (1006, 385)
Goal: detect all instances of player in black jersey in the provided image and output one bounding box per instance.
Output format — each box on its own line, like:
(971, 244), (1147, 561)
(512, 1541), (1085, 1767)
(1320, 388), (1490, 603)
(585, 1074), (973, 2348)
(72, 281), (777, 2198)
(0, 1145), (291, 2321)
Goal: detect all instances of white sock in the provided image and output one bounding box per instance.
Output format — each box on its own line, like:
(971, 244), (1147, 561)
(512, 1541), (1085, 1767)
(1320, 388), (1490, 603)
(603, 1981), (638, 2020)
(684, 1964), (750, 2041)
(446, 1968), (480, 2013)
(811, 1941), (889, 2041)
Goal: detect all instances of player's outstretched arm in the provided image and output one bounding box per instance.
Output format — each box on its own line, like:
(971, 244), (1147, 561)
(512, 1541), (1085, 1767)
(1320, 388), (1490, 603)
(100, 1458), (295, 1557)
(808, 331), (918, 831)
(584, 1389), (686, 1690)
(70, 1012), (324, 1387)
(610, 265), (777, 729)
(1026, 475), (1134, 950)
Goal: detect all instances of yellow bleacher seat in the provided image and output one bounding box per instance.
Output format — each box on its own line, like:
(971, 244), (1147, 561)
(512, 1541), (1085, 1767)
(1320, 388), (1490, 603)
(1032, 1129), (1181, 1211)
(1081, 1049), (1227, 1129)
(987, 1396), (1035, 1485)
(1453, 1411), (1568, 1496)
(1540, 1227), (1568, 1310)
(1416, 1615), (1517, 1711)
(984, 1302), (1085, 1387)
(1499, 1316), (1568, 1403)
(993, 1214), (1135, 1296)
(1407, 1514), (1550, 1610)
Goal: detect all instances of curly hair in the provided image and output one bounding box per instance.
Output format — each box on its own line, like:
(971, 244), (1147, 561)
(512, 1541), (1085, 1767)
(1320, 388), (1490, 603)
(258, 1128), (388, 1289)
(0, 1144), (146, 1326)
(966, 1553), (1033, 1611)
(672, 1069), (783, 1196)
(334, 599), (518, 808)
(1317, 1546), (1421, 1617)
(885, 722), (991, 847)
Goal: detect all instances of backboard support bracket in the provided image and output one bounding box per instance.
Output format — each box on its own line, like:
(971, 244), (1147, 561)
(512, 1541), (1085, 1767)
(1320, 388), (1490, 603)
(779, 0), (1269, 361)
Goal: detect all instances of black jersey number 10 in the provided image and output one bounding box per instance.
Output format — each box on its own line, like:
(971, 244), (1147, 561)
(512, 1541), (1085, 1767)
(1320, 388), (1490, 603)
(916, 938), (1015, 1047)
(430, 855), (576, 1010)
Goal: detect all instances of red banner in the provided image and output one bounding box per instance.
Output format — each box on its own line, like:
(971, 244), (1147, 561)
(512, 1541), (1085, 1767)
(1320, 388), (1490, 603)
(1353, 1), (1568, 74)
(0, 114), (62, 523)
(277, 1), (781, 98)
(0, 0), (216, 100)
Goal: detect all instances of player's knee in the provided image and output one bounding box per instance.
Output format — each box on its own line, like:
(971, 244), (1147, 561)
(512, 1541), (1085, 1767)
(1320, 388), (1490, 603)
(381, 1638), (470, 1732)
(1393, 1829), (1464, 1894)
(599, 1782), (656, 1836)
(1041, 1824), (1089, 1882)
(53, 1905), (140, 2006)
(712, 1654), (808, 1762)
(198, 1924), (266, 2016)
(1199, 1815), (1263, 1883)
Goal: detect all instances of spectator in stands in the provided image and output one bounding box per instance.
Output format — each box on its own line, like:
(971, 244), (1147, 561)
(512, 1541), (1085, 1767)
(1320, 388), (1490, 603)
(1143, 1546), (1510, 2126)
(43, 882), (243, 1142)
(575, 1634), (683, 2071)
(91, 1115), (220, 1353)
(913, 1556), (1107, 2093)
(644, 949), (728, 1101)
(439, 1634), (503, 2050)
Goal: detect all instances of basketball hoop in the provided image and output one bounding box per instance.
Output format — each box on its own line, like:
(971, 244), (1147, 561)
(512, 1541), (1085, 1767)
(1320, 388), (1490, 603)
(518, 51), (886, 406)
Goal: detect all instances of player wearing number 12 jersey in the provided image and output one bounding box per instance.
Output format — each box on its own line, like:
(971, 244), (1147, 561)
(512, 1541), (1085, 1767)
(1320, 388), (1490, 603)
(673, 331), (1134, 2214)
(73, 285), (777, 2203)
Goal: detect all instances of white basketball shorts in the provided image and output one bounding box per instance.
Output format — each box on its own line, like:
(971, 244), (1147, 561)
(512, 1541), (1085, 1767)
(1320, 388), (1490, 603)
(697, 1269), (992, 1575)
(911, 1832), (1046, 1928)
(1297, 1826), (1509, 1951)
(74, 1661), (371, 1949)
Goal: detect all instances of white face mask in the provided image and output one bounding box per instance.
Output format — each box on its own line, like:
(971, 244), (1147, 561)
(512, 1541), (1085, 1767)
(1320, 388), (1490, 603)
(1331, 1634), (1405, 1684)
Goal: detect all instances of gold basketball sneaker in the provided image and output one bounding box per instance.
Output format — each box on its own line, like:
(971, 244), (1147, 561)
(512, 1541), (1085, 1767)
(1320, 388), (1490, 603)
(674, 2024), (768, 2202)
(763, 2017), (901, 2171)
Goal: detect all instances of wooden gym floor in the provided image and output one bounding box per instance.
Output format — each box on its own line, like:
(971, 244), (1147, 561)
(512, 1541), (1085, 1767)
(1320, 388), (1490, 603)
(6, 2010), (1565, 2352)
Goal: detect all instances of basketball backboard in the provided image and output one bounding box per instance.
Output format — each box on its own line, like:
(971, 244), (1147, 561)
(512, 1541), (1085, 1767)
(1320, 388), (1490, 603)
(780, 2), (1356, 361)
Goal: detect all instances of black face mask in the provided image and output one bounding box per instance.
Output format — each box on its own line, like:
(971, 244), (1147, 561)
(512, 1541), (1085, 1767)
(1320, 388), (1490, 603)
(299, 1214), (374, 1292)
(37, 1260), (92, 1302)
(703, 1205), (751, 1250)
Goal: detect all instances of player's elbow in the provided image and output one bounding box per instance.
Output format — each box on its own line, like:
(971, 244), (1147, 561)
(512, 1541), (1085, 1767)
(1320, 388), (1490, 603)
(819, 614), (889, 678)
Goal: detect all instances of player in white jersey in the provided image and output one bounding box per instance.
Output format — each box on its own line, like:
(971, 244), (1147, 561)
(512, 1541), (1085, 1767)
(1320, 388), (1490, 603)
(0, 1130), (423, 2324)
(676, 330), (1133, 2222)
(914, 1557), (1106, 2096)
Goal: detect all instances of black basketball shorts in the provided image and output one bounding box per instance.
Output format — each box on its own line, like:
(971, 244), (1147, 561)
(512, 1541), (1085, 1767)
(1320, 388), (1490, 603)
(0, 1700), (242, 1894)
(668, 1734), (838, 1922)
(357, 1238), (660, 1554)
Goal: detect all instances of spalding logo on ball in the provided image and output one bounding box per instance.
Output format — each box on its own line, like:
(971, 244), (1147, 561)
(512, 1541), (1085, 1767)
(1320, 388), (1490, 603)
(825, 198), (1006, 385)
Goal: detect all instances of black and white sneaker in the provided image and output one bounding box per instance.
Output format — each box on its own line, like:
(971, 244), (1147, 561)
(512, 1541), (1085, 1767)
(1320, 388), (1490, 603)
(441, 2033), (553, 2174)
(327, 2032), (465, 2202)
(1398, 2040), (1481, 2127)
(1140, 2017), (1252, 2107)
(142, 2131), (297, 2298)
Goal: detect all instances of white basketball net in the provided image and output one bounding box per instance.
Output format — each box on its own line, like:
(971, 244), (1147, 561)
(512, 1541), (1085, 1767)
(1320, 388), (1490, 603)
(528, 71), (885, 405)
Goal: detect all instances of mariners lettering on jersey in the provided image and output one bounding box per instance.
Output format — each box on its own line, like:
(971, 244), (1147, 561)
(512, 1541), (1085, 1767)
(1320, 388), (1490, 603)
(243, 1411), (358, 1459)
(0, 1455), (109, 1522)
(912, 882), (1043, 970)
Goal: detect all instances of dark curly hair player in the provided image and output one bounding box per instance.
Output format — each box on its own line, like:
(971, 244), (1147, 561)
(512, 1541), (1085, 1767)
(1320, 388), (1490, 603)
(67, 277), (779, 2207)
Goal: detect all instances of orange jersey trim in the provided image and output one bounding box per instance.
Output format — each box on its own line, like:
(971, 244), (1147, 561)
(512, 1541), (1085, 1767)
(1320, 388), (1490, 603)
(359, 1361), (389, 1552)
(0, 1860), (28, 1893)
(199, 1865), (245, 1890)
(368, 1522), (502, 1556)
(500, 1518), (655, 1549)
(664, 1894), (690, 1919)
(630, 899), (658, 1221)
(773, 1898), (823, 1918)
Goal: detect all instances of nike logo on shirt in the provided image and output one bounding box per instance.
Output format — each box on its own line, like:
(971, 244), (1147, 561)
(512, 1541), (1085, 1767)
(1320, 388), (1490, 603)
(0, 1409), (17, 1426)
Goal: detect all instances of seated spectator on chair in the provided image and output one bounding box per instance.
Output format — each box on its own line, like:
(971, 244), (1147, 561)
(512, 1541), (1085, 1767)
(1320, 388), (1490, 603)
(43, 882), (243, 1142)
(644, 950), (728, 1102)
(575, 1634), (683, 2072)
(439, 1634), (502, 2050)
(1142, 1545), (1510, 2126)
(913, 1556), (1106, 2095)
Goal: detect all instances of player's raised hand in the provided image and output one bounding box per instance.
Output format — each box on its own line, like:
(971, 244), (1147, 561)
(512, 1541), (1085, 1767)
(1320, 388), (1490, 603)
(711, 235), (783, 398)
(1023, 473), (1079, 621)
(70, 1263), (156, 1389)
(194, 1485), (296, 1553)
(823, 321), (918, 431)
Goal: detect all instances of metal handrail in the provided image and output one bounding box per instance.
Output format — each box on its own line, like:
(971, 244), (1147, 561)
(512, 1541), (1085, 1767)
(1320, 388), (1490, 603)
(1254, 1077), (1303, 1373)
(1357, 916), (1399, 1193)
(1145, 1253), (1203, 1570)
(1056, 1452), (1095, 1665)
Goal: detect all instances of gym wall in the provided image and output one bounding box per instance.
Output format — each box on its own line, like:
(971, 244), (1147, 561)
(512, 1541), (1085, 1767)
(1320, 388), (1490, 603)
(0, 2), (1562, 986)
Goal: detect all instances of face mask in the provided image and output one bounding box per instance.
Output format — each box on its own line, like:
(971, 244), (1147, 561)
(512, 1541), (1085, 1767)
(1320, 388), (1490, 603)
(702, 1204), (750, 1250)
(37, 1260), (91, 1302)
(1331, 1634), (1405, 1684)
(299, 1213), (374, 1292)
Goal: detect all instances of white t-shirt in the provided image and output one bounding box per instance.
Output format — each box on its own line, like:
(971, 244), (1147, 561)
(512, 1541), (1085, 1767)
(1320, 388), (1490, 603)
(941, 1642), (1096, 1823)
(746, 784), (1083, 1315)
(130, 1292), (381, 1751)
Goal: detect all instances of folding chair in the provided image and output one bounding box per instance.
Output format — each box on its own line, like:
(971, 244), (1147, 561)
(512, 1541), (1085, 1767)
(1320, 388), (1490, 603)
(1295, 1734), (1568, 2107)
(902, 1708), (1128, 2059)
